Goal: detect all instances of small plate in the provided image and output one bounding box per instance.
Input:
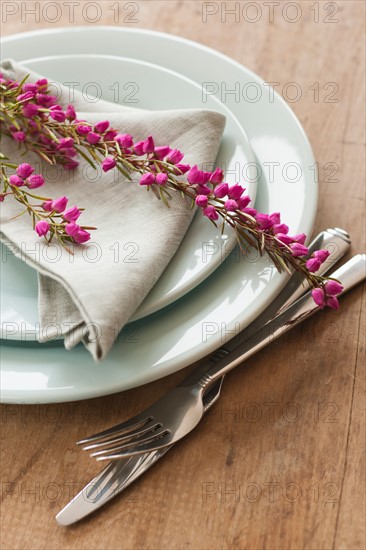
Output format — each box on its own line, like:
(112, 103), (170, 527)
(0, 53), (257, 340)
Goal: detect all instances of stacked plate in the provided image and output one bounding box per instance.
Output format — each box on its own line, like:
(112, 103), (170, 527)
(0, 28), (317, 403)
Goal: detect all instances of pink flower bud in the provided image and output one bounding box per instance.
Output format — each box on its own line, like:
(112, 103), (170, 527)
(140, 173), (156, 186)
(35, 220), (50, 237)
(17, 91), (34, 102)
(166, 149), (184, 164)
(12, 131), (25, 142)
(65, 104), (76, 121)
(187, 165), (209, 185)
(292, 233), (306, 245)
(73, 229), (91, 244)
(237, 195), (251, 210)
(196, 185), (211, 196)
(9, 175), (24, 187)
(290, 243), (309, 257)
(102, 157), (117, 172)
(143, 136), (155, 154)
(52, 196), (68, 213)
(154, 146), (171, 160)
(17, 163), (34, 179)
(133, 141), (145, 156)
(58, 138), (75, 149)
(214, 183), (229, 198)
(63, 206), (81, 222)
(311, 288), (325, 308)
(27, 174), (45, 189)
(203, 205), (219, 220)
(228, 185), (245, 200)
(76, 124), (90, 135)
(269, 212), (281, 224)
(272, 223), (289, 235)
(65, 222), (80, 237)
(35, 78), (48, 91)
(36, 93), (57, 107)
(49, 105), (66, 122)
(195, 195), (208, 208)
(314, 249), (330, 262)
(305, 257), (321, 273)
(104, 130), (117, 141)
(209, 168), (224, 184)
(155, 173), (168, 185)
(0, 194), (6, 202)
(325, 296), (339, 309)
(276, 233), (293, 245)
(94, 120), (110, 133)
(42, 200), (53, 212)
(305, 249), (330, 273)
(224, 199), (238, 212)
(255, 213), (273, 230)
(22, 83), (38, 93)
(324, 280), (343, 296)
(22, 103), (39, 118)
(174, 163), (190, 174)
(115, 134), (134, 148)
(8, 80), (19, 89)
(86, 131), (101, 144)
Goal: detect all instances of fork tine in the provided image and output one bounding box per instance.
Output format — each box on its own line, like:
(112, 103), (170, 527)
(77, 414), (153, 446)
(82, 421), (162, 451)
(92, 429), (171, 460)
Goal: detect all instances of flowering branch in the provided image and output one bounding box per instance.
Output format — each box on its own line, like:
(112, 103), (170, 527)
(0, 72), (343, 308)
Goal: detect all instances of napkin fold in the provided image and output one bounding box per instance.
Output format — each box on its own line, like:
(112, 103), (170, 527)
(0, 59), (226, 360)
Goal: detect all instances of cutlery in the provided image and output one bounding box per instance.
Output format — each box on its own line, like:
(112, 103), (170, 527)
(79, 255), (364, 461)
(56, 229), (353, 525)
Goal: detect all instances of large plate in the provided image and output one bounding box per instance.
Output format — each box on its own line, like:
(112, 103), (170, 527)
(0, 53), (257, 338)
(0, 28), (317, 403)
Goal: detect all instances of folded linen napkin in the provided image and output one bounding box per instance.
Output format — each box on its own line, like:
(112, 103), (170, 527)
(0, 60), (226, 360)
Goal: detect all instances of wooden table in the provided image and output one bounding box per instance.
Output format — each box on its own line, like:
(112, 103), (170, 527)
(1, 2), (365, 548)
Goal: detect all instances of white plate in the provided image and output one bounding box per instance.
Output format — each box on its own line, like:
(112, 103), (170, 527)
(0, 28), (317, 403)
(0, 53), (257, 338)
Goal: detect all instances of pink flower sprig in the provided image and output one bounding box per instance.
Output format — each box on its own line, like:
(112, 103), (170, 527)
(0, 74), (343, 307)
(0, 157), (93, 250)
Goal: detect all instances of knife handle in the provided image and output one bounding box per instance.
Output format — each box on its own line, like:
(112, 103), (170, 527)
(180, 228), (351, 387)
(194, 254), (366, 388)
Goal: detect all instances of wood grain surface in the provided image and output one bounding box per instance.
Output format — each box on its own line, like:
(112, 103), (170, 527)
(0, 1), (365, 549)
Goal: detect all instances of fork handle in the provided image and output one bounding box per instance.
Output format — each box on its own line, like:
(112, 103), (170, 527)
(192, 254), (366, 390)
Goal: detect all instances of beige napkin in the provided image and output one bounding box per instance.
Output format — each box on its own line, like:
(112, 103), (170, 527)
(0, 59), (226, 360)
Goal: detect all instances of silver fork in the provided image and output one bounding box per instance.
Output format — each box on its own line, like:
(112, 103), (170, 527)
(56, 377), (224, 525)
(79, 241), (362, 461)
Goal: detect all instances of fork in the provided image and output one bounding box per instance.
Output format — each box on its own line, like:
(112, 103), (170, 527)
(56, 377), (224, 525)
(79, 258), (365, 462)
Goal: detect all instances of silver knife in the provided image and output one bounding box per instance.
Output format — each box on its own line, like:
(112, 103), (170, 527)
(56, 228), (352, 526)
